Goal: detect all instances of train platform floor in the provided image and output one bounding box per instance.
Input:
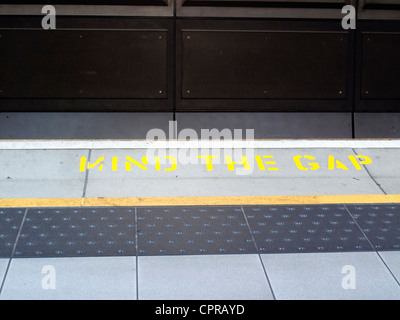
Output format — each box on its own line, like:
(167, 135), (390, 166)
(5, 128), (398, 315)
(0, 139), (400, 300)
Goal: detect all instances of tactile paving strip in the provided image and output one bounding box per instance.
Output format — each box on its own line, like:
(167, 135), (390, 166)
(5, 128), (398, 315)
(243, 205), (374, 254)
(1, 204), (400, 258)
(14, 207), (136, 258)
(137, 206), (257, 255)
(347, 204), (400, 251)
(0, 208), (25, 258)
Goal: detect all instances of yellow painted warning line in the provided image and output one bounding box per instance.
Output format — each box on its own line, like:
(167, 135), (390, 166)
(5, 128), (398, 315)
(0, 194), (400, 208)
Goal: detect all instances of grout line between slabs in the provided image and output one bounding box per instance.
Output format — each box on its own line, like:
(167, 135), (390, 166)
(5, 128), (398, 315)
(0, 208), (29, 295)
(240, 205), (276, 300)
(343, 204), (376, 252)
(374, 251), (400, 288)
(81, 149), (92, 199)
(135, 207), (139, 300)
(343, 204), (400, 288)
(351, 148), (387, 195)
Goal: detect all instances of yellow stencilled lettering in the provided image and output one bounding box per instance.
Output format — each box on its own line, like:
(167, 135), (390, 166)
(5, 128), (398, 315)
(155, 156), (178, 171)
(198, 155), (218, 171)
(293, 155), (320, 171)
(348, 155), (373, 170)
(356, 155), (372, 165)
(255, 155), (278, 171)
(79, 156), (104, 172)
(328, 156), (348, 170)
(79, 157), (87, 172)
(225, 156), (251, 171)
(155, 157), (161, 171)
(79, 153), (373, 173)
(164, 156), (178, 171)
(112, 157), (118, 171)
(125, 156), (148, 171)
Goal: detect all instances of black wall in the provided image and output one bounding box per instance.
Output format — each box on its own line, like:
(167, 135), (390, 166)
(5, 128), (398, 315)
(0, 4), (399, 115)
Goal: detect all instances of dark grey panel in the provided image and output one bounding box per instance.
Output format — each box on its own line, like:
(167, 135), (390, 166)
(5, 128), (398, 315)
(354, 113), (400, 138)
(347, 204), (400, 251)
(243, 205), (373, 254)
(14, 207), (136, 258)
(362, 0), (400, 10)
(0, 29), (167, 99)
(0, 4), (173, 17)
(0, 112), (173, 139)
(177, 0), (354, 18)
(361, 33), (400, 100)
(137, 206), (257, 256)
(0, 209), (25, 258)
(182, 0), (346, 8)
(176, 112), (352, 139)
(359, 0), (400, 20)
(181, 31), (348, 100)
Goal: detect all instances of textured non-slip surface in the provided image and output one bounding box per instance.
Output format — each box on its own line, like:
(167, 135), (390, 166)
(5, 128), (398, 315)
(137, 206), (256, 255)
(14, 207), (136, 258)
(245, 205), (373, 254)
(0, 204), (400, 258)
(349, 204), (400, 251)
(0, 208), (26, 257)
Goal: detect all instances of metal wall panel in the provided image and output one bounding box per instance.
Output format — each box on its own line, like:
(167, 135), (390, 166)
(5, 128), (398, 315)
(181, 30), (348, 100)
(0, 112), (173, 139)
(177, 20), (352, 112)
(0, 30), (168, 99)
(182, 0), (346, 8)
(177, 0), (355, 18)
(355, 113), (400, 138)
(361, 33), (400, 100)
(358, 0), (400, 20)
(0, 1), (173, 18)
(176, 112), (353, 139)
(356, 21), (400, 112)
(0, 17), (173, 111)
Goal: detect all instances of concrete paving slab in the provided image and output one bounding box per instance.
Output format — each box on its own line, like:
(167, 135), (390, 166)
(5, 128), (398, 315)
(353, 148), (400, 194)
(261, 252), (400, 300)
(85, 177), (382, 197)
(378, 251), (400, 285)
(0, 150), (88, 198)
(0, 257), (136, 300)
(138, 254), (273, 300)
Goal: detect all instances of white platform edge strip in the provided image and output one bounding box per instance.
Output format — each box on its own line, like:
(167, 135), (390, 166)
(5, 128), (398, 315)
(0, 139), (400, 150)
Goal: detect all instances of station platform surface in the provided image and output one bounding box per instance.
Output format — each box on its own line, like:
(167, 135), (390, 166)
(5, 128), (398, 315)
(0, 139), (400, 300)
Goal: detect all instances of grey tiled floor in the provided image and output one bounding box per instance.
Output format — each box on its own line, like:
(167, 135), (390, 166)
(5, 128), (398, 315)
(138, 254), (273, 300)
(0, 256), (137, 300)
(0, 204), (400, 300)
(261, 252), (400, 300)
(1, 252), (400, 300)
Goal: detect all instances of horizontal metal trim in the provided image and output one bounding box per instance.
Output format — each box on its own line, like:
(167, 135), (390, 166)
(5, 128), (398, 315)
(182, 1), (346, 9)
(0, 4), (174, 16)
(177, 7), (345, 18)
